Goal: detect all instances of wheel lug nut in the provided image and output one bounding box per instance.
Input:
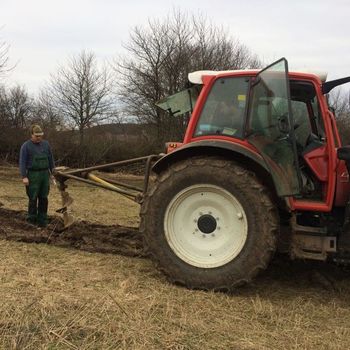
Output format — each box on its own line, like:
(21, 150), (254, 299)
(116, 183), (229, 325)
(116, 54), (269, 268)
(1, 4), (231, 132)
(199, 212), (203, 216)
(195, 229), (199, 232)
(211, 233), (215, 237)
(202, 234), (206, 238)
(217, 227), (221, 230)
(216, 217), (219, 221)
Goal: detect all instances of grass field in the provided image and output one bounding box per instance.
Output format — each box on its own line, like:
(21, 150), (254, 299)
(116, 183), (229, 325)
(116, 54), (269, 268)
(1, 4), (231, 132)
(1, 166), (350, 349)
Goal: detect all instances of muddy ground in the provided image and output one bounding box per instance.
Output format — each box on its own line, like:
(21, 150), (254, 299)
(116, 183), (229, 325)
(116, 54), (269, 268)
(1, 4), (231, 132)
(2, 203), (350, 293)
(2, 165), (350, 348)
(0, 205), (144, 258)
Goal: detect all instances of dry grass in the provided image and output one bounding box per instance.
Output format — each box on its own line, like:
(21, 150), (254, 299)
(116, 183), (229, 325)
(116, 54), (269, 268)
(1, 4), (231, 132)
(0, 166), (140, 227)
(1, 166), (350, 349)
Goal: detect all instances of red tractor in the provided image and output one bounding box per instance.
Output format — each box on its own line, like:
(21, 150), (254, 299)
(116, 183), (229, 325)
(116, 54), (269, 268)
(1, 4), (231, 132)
(141, 57), (350, 290)
(56, 58), (350, 291)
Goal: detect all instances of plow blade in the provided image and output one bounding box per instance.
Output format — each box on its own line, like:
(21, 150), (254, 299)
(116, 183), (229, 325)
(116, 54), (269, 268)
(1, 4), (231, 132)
(55, 186), (75, 230)
(62, 212), (74, 229)
(57, 191), (74, 211)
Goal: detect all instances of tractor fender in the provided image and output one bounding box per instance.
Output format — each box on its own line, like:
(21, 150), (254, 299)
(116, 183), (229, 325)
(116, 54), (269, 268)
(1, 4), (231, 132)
(153, 140), (270, 175)
(152, 140), (284, 211)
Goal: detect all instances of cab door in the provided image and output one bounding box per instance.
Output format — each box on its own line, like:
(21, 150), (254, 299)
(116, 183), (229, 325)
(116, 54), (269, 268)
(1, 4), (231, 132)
(247, 58), (302, 196)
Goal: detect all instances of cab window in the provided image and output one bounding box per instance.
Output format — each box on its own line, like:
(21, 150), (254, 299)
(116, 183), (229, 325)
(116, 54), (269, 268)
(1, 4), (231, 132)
(194, 77), (249, 138)
(289, 81), (325, 151)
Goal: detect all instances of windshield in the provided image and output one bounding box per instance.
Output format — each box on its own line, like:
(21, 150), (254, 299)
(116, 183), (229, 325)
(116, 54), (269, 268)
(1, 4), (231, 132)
(194, 77), (249, 138)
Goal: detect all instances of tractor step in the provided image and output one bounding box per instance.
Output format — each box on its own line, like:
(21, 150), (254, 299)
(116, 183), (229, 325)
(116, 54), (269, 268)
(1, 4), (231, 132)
(290, 215), (336, 261)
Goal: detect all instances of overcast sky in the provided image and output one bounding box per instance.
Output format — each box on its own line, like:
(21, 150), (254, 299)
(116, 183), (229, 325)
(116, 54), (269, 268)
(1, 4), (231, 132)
(1, 0), (349, 95)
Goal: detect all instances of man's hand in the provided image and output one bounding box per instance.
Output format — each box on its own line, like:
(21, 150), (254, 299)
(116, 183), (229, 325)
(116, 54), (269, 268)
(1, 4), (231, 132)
(22, 177), (29, 186)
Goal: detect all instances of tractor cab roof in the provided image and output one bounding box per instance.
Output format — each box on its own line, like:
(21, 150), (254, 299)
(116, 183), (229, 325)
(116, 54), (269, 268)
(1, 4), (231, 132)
(188, 69), (328, 84)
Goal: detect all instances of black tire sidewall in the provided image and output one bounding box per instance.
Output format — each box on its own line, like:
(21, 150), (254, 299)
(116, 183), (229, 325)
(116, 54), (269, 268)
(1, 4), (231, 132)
(143, 158), (276, 289)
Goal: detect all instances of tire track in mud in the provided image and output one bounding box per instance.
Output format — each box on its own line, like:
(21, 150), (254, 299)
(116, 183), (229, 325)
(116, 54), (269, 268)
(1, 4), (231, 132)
(0, 206), (145, 257)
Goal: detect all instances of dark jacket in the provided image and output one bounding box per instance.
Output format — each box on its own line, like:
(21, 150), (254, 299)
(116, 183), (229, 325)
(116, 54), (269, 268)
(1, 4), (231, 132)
(19, 140), (55, 178)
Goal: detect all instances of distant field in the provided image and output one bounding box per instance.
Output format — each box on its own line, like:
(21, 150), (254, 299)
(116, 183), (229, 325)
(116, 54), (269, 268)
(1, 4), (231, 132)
(1, 165), (350, 349)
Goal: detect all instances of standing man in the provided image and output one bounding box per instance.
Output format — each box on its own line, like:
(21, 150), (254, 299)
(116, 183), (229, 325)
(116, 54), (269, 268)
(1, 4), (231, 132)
(19, 124), (55, 227)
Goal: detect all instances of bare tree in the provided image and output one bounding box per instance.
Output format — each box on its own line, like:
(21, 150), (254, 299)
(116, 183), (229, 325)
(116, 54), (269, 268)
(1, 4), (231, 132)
(329, 88), (350, 144)
(115, 10), (261, 146)
(0, 85), (33, 162)
(329, 88), (350, 116)
(48, 51), (116, 145)
(0, 39), (10, 77)
(0, 85), (33, 129)
(34, 90), (64, 130)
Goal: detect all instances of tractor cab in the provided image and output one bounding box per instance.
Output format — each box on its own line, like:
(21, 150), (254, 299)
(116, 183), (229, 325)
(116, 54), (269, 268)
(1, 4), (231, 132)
(157, 58), (350, 213)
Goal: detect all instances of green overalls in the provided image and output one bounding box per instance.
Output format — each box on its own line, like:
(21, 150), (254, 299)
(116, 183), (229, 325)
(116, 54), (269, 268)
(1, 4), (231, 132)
(26, 153), (50, 226)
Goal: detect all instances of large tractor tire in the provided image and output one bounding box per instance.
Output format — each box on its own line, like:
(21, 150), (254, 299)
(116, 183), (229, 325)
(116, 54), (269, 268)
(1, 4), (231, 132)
(140, 156), (279, 291)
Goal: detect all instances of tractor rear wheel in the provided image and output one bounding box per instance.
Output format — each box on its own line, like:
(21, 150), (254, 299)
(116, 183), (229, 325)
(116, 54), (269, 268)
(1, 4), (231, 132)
(140, 157), (278, 291)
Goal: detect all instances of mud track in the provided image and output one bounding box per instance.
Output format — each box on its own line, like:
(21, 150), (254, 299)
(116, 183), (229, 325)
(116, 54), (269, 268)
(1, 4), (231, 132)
(2, 205), (350, 292)
(0, 206), (145, 257)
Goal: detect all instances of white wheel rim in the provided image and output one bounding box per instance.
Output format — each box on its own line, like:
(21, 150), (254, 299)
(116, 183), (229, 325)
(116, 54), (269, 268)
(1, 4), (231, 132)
(164, 184), (248, 268)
